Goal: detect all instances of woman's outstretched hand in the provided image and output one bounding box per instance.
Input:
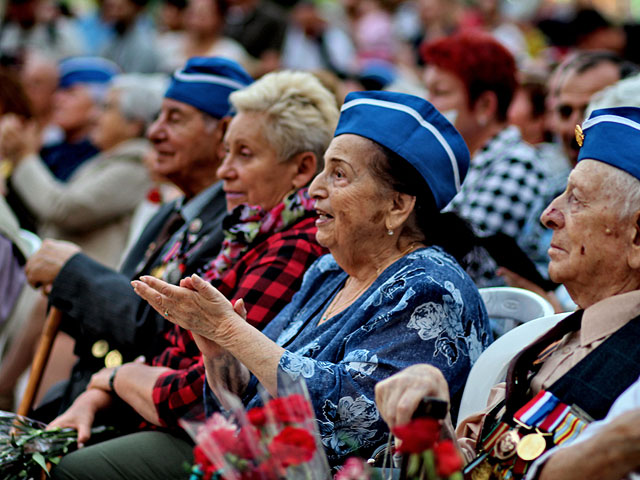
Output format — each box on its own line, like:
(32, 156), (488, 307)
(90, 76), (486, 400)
(131, 274), (239, 344)
(47, 389), (113, 447)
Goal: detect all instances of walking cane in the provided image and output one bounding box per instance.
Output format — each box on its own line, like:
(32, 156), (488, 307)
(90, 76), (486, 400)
(17, 307), (62, 417)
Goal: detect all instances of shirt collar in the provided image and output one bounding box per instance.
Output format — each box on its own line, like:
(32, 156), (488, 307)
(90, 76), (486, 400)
(179, 181), (223, 223)
(580, 289), (640, 346)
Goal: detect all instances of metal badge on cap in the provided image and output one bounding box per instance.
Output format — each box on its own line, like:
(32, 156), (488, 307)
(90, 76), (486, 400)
(575, 124), (584, 147)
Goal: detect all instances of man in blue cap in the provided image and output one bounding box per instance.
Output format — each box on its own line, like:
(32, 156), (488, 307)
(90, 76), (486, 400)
(41, 56), (121, 181)
(23, 57), (253, 422)
(4, 57), (119, 232)
(376, 106), (640, 480)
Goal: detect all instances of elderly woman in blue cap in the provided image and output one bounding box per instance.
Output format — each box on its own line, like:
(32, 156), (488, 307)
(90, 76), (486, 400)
(133, 90), (492, 465)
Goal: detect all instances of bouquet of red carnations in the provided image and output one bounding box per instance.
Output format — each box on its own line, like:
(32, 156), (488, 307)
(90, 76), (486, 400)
(185, 379), (330, 480)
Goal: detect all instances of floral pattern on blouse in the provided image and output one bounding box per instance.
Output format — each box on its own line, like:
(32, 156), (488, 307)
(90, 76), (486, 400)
(207, 247), (491, 465)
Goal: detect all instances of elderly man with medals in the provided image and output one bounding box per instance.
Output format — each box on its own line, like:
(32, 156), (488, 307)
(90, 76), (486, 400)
(375, 106), (640, 480)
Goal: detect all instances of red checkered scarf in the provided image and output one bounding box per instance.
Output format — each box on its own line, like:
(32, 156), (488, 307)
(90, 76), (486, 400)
(200, 188), (315, 282)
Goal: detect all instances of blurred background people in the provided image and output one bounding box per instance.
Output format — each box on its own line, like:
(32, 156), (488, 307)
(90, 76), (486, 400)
(421, 32), (546, 286)
(160, 0), (250, 72)
(0, 0), (83, 64)
(0, 72), (165, 414)
(222, 0), (287, 75)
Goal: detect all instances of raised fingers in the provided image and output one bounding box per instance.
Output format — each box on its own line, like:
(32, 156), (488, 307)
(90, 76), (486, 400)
(131, 277), (175, 317)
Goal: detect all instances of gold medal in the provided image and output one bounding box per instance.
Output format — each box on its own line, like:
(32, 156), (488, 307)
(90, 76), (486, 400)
(105, 350), (123, 368)
(516, 432), (546, 461)
(91, 340), (109, 358)
(189, 218), (202, 233)
(151, 264), (166, 279)
(575, 124), (584, 147)
(471, 460), (493, 480)
(493, 430), (520, 460)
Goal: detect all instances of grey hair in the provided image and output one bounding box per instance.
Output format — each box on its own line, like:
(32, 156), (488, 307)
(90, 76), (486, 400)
(229, 70), (339, 170)
(586, 73), (640, 117)
(602, 165), (640, 220)
(110, 74), (169, 129)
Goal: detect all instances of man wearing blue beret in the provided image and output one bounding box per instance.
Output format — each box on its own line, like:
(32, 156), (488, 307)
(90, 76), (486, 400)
(23, 57), (253, 423)
(377, 106), (640, 480)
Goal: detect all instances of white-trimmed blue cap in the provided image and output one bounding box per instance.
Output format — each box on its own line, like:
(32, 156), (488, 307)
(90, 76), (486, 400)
(58, 56), (120, 88)
(165, 57), (253, 119)
(335, 91), (470, 210)
(578, 106), (640, 181)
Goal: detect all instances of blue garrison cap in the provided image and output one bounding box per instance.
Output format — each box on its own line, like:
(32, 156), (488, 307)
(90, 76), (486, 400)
(164, 57), (253, 119)
(578, 106), (640, 181)
(335, 91), (470, 210)
(58, 56), (120, 89)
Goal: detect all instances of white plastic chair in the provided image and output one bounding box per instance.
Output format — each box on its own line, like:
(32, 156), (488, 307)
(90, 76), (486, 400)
(456, 312), (571, 426)
(480, 286), (555, 338)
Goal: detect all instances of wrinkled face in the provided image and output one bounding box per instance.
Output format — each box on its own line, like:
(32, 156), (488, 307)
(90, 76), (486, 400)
(217, 111), (300, 211)
(90, 89), (138, 150)
(308, 134), (390, 255)
(424, 65), (475, 144)
(146, 98), (218, 181)
(52, 84), (97, 134)
(540, 160), (631, 304)
(554, 63), (620, 166)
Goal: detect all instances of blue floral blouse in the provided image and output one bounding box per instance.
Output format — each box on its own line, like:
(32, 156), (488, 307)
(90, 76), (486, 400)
(205, 247), (491, 465)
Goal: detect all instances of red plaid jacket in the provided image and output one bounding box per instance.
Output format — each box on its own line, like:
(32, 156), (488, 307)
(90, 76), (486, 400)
(150, 216), (325, 426)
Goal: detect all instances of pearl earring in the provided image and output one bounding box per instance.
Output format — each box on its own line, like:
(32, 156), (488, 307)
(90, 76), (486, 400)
(387, 229), (394, 236)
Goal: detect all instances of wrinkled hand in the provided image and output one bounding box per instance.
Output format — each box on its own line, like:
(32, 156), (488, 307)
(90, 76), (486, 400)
(47, 389), (112, 447)
(0, 114), (39, 163)
(25, 239), (81, 289)
(192, 298), (247, 357)
(132, 274), (239, 344)
(375, 364), (450, 429)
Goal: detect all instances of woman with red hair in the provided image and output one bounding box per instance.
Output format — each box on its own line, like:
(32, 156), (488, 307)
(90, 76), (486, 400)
(421, 32), (547, 285)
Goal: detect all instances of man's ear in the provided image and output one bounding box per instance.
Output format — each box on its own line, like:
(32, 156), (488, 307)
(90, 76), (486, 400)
(214, 116), (232, 162)
(629, 211), (640, 270)
(386, 192), (417, 232)
(289, 151), (318, 188)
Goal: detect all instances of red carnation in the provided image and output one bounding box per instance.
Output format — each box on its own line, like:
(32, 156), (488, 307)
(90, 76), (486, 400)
(193, 446), (218, 480)
(267, 395), (313, 424)
(434, 440), (463, 477)
(209, 427), (252, 459)
(392, 418), (441, 454)
(268, 426), (316, 467)
(248, 407), (268, 427)
(146, 187), (162, 204)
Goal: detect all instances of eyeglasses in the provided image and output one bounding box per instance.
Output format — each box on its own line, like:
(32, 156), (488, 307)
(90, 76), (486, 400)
(556, 103), (587, 120)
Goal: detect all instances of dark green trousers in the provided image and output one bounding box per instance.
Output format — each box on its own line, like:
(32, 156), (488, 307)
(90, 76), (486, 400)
(51, 431), (194, 480)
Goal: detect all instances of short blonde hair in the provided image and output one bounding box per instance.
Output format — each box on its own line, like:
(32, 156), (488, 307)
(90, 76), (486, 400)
(229, 70), (339, 170)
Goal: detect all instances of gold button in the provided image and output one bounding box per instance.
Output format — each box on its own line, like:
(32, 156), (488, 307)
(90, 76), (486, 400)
(91, 340), (109, 358)
(105, 350), (123, 368)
